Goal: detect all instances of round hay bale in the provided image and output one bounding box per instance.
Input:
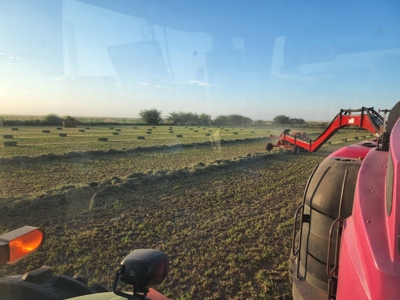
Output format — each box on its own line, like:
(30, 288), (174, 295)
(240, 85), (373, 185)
(59, 133), (67, 137)
(78, 129), (85, 132)
(176, 134), (183, 138)
(137, 136), (145, 139)
(112, 132), (119, 135)
(11, 128), (18, 131)
(56, 127), (62, 130)
(115, 129), (121, 131)
(3, 135), (13, 139)
(4, 141), (17, 146)
(42, 130), (50, 133)
(98, 137), (108, 141)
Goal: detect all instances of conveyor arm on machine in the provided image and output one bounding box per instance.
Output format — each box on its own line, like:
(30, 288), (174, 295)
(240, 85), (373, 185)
(282, 107), (383, 152)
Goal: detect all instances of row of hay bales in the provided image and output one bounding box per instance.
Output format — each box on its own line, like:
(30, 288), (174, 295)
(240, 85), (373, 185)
(1, 125), (266, 147)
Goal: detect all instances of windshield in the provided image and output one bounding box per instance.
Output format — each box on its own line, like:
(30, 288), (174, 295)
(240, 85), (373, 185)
(0, 1), (399, 299)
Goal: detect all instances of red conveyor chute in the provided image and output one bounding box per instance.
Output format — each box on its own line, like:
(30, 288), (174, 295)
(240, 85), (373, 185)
(280, 107), (383, 152)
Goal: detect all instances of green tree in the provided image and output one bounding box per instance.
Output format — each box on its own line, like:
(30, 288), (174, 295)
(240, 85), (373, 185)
(290, 118), (305, 125)
(213, 115), (229, 125)
(43, 113), (63, 125)
(139, 108), (163, 125)
(273, 115), (291, 125)
(166, 112), (181, 125)
(254, 119), (264, 125)
(199, 113), (211, 125)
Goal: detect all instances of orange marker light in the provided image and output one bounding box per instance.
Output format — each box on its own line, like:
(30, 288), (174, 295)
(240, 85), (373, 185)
(0, 226), (45, 265)
(9, 229), (44, 263)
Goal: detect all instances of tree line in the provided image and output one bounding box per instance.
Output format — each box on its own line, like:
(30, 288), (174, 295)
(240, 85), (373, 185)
(139, 109), (259, 125)
(140, 108), (305, 126)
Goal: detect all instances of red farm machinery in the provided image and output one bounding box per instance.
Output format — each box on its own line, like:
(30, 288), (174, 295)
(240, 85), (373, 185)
(266, 106), (385, 154)
(287, 101), (400, 299)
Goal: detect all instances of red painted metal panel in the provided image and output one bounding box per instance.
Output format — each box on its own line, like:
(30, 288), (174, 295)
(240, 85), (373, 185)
(336, 120), (400, 299)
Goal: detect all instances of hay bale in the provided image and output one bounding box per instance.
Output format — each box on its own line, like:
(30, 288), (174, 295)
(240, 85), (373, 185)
(225, 129), (229, 131)
(342, 138), (347, 142)
(4, 141), (17, 146)
(176, 134), (183, 138)
(98, 137), (108, 141)
(63, 121), (76, 128)
(59, 133), (67, 137)
(152, 126), (156, 129)
(112, 132), (119, 135)
(169, 131), (174, 133)
(137, 136), (145, 139)
(3, 135), (13, 139)
(354, 136), (359, 139)
(189, 128), (193, 130)
(42, 130), (50, 133)
(147, 129), (152, 131)
(194, 130), (198, 132)
(109, 127), (114, 129)
(85, 127), (90, 129)
(133, 126), (137, 129)
(78, 129), (85, 132)
(56, 127), (62, 130)
(206, 133), (211, 136)
(11, 128), (18, 131)
(146, 132), (152, 134)
(233, 132), (238, 134)
(115, 129), (121, 131)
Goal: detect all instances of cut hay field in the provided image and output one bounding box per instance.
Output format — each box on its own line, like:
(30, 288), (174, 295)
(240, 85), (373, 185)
(0, 125), (371, 158)
(0, 126), (374, 299)
(0, 125), (270, 157)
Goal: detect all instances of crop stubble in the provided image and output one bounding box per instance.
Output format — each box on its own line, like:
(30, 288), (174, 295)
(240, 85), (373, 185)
(0, 129), (371, 299)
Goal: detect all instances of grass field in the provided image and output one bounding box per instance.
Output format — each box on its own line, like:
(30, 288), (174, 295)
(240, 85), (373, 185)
(0, 126), (374, 299)
(0, 125), (370, 158)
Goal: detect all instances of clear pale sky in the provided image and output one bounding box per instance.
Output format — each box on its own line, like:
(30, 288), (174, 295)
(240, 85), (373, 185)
(1, 0), (399, 121)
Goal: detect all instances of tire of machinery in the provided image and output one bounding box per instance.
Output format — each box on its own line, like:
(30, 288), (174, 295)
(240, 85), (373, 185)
(297, 157), (362, 292)
(292, 145), (300, 154)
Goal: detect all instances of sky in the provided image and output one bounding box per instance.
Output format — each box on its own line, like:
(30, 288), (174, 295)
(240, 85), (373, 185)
(1, 0), (400, 121)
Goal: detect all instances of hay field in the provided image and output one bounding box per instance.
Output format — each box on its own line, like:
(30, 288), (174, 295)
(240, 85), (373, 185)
(0, 126), (373, 299)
